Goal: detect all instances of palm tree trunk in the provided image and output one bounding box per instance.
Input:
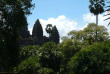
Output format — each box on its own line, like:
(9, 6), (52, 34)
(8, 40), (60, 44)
(96, 15), (98, 42)
(96, 15), (98, 25)
(49, 33), (51, 41)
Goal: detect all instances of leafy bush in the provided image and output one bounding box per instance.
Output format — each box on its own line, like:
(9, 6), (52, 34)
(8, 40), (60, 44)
(19, 45), (39, 61)
(17, 55), (40, 74)
(58, 39), (81, 73)
(68, 43), (110, 74)
(39, 42), (62, 73)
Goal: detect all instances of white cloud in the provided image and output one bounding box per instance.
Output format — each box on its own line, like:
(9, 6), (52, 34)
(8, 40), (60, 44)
(29, 15), (78, 41)
(28, 13), (110, 42)
(29, 28), (33, 35)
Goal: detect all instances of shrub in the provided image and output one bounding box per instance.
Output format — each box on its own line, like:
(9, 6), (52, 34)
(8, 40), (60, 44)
(68, 43), (110, 74)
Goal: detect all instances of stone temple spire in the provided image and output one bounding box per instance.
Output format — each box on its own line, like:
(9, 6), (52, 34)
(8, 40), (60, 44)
(32, 19), (43, 45)
(50, 26), (60, 44)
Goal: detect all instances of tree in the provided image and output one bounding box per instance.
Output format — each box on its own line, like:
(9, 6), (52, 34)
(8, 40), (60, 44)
(45, 24), (53, 40)
(19, 45), (39, 62)
(68, 30), (84, 41)
(68, 23), (109, 44)
(68, 43), (110, 74)
(84, 23), (109, 42)
(17, 44), (54, 74)
(58, 39), (81, 73)
(89, 0), (105, 25)
(0, 0), (34, 72)
(89, 0), (105, 41)
(39, 42), (62, 73)
(61, 36), (69, 41)
(17, 55), (40, 74)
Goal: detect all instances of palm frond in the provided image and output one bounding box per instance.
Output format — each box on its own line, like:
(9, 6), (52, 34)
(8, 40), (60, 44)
(104, 17), (110, 21)
(104, 13), (110, 16)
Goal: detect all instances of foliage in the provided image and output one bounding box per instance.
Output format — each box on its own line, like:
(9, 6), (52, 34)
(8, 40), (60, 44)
(89, 0), (105, 15)
(39, 42), (62, 73)
(58, 39), (82, 73)
(17, 55), (40, 74)
(0, 0), (34, 72)
(61, 36), (69, 41)
(89, 0), (105, 40)
(84, 23), (109, 42)
(104, 0), (110, 26)
(18, 42), (61, 74)
(19, 45), (39, 61)
(68, 43), (110, 74)
(68, 30), (84, 41)
(38, 68), (53, 74)
(68, 23), (109, 44)
(45, 24), (53, 37)
(58, 39), (81, 62)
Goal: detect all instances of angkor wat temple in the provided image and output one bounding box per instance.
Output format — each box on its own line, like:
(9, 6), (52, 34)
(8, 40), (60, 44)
(19, 19), (60, 46)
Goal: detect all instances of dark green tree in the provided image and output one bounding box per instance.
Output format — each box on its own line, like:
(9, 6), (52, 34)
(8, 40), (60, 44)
(0, 0), (34, 72)
(39, 42), (62, 73)
(58, 39), (81, 73)
(17, 55), (40, 74)
(19, 45), (39, 62)
(68, 43), (110, 74)
(17, 44), (54, 74)
(50, 26), (60, 44)
(19, 24), (30, 38)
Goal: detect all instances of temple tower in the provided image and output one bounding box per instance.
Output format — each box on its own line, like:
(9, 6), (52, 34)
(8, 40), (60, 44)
(50, 26), (60, 44)
(32, 19), (43, 45)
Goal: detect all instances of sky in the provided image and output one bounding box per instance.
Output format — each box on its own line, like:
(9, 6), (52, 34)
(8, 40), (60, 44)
(27, 0), (110, 40)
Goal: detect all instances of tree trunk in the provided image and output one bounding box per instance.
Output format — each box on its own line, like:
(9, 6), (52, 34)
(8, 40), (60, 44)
(96, 15), (98, 25)
(49, 33), (51, 41)
(96, 15), (98, 42)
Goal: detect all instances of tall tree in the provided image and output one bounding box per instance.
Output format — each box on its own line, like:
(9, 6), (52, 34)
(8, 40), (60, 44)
(0, 0), (34, 72)
(89, 0), (105, 41)
(89, 0), (105, 25)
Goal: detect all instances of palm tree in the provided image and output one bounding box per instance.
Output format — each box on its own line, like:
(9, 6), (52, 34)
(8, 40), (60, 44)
(45, 24), (53, 40)
(89, 0), (105, 25)
(89, 0), (105, 42)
